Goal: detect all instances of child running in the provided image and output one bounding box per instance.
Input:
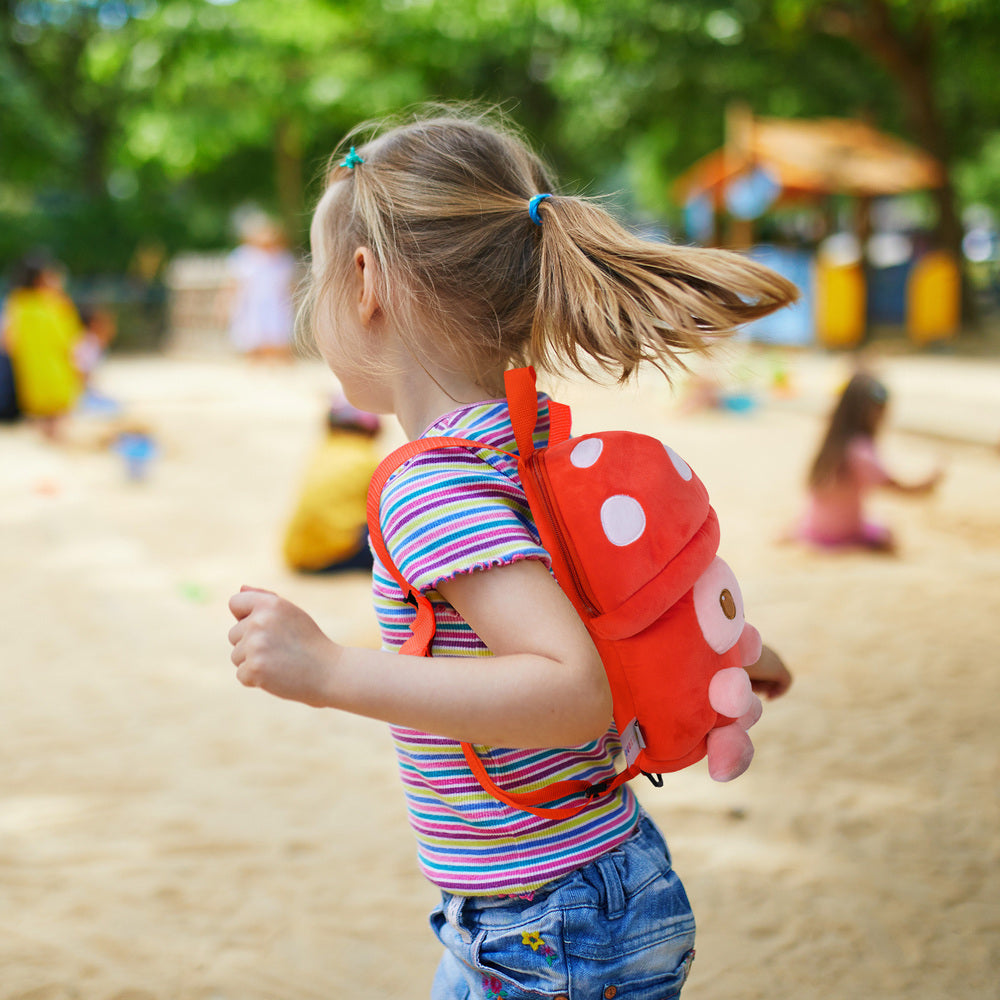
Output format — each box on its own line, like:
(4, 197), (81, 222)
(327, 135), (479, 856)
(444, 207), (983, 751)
(228, 108), (795, 999)
(797, 371), (943, 553)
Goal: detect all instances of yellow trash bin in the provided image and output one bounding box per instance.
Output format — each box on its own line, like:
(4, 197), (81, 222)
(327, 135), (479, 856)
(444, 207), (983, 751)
(815, 258), (866, 349)
(907, 251), (960, 344)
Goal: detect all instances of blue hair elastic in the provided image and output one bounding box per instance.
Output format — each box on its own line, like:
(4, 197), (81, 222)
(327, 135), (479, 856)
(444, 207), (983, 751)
(528, 193), (552, 226)
(339, 146), (364, 169)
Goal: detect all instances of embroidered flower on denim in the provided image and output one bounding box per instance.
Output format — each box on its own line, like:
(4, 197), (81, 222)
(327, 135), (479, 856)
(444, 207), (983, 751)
(521, 930), (558, 966)
(482, 974), (509, 998)
(521, 931), (544, 951)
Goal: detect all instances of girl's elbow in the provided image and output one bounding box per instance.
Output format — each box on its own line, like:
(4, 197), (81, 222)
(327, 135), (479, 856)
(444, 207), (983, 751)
(571, 673), (614, 745)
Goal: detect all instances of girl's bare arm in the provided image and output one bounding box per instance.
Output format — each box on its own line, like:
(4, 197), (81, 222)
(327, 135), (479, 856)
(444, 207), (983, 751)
(745, 644), (793, 699)
(228, 559), (612, 749)
(885, 467), (944, 495)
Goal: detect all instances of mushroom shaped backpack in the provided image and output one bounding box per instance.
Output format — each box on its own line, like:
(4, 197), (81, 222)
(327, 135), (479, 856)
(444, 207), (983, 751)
(367, 367), (763, 819)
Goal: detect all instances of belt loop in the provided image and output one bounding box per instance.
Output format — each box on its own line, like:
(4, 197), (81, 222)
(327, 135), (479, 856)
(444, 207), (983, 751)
(444, 894), (472, 943)
(595, 853), (626, 919)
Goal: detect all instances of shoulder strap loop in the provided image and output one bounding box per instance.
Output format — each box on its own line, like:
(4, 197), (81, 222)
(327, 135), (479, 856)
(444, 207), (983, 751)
(504, 366), (572, 452)
(547, 399), (572, 446)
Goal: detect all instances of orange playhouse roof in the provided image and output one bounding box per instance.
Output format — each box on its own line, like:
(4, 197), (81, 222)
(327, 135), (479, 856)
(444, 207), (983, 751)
(674, 117), (944, 203)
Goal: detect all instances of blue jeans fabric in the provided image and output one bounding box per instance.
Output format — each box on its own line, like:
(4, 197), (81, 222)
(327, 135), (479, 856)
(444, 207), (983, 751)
(429, 812), (696, 1000)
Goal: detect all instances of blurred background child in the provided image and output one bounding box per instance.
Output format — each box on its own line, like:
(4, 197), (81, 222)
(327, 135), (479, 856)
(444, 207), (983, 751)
(796, 371), (943, 552)
(1, 255), (84, 438)
(0, 337), (18, 424)
(282, 399), (381, 573)
(75, 303), (119, 412)
(222, 213), (297, 362)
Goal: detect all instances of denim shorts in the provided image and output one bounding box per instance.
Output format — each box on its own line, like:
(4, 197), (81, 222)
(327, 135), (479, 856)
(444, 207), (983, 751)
(429, 812), (696, 1000)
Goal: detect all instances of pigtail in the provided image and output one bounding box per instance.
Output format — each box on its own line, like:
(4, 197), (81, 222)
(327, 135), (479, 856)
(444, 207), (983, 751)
(531, 196), (799, 382)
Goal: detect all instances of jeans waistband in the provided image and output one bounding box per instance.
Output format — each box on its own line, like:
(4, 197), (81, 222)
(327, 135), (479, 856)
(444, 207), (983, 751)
(440, 809), (662, 919)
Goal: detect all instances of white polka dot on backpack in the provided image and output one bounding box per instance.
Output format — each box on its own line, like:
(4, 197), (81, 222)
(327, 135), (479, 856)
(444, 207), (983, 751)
(570, 437), (603, 468)
(600, 494), (647, 546)
(665, 445), (692, 481)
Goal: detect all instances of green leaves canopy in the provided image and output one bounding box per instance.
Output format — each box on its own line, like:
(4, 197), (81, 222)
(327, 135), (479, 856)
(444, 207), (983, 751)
(1, 0), (998, 273)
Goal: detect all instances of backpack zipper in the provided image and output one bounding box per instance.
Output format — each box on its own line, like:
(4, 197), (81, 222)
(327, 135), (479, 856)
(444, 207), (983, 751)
(526, 452), (602, 618)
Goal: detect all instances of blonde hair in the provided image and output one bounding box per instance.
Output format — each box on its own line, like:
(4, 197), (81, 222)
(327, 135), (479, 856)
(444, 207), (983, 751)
(306, 106), (798, 395)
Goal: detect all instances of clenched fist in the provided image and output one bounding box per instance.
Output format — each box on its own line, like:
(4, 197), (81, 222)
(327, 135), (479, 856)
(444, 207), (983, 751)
(228, 586), (339, 707)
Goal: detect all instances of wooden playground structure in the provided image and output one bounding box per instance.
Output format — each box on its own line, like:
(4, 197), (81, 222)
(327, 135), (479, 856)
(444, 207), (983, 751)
(674, 108), (960, 348)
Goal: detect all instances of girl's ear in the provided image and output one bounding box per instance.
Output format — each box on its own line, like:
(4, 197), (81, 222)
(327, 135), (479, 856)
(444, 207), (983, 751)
(354, 247), (381, 327)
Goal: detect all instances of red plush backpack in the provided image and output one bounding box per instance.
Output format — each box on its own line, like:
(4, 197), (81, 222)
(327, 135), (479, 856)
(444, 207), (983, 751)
(367, 367), (763, 819)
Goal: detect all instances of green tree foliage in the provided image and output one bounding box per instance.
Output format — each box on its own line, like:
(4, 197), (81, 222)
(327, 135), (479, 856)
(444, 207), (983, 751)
(1, 0), (998, 276)
(761, 0), (1000, 296)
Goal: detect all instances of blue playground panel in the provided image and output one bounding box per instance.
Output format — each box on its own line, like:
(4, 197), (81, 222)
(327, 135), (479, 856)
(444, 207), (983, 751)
(741, 245), (815, 346)
(866, 261), (912, 325)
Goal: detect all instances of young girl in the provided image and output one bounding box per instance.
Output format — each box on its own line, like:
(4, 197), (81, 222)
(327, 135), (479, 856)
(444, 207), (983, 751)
(797, 371), (943, 553)
(228, 109), (795, 999)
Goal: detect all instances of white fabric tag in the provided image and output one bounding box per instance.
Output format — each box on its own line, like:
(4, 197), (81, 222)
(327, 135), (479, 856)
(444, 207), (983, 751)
(621, 718), (646, 767)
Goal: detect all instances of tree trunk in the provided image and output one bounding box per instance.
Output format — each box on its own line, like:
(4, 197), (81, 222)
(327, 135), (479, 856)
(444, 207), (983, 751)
(275, 116), (304, 249)
(81, 115), (110, 201)
(819, 0), (975, 325)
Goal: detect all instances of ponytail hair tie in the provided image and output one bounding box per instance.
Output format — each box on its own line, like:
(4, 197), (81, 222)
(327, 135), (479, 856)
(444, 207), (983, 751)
(339, 146), (364, 169)
(528, 193), (552, 226)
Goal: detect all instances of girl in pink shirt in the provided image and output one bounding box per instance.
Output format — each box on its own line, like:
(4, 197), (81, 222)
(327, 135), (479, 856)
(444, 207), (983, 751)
(799, 373), (941, 552)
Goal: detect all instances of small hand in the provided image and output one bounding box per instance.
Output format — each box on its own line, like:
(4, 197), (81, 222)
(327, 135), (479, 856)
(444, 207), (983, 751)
(228, 585), (338, 707)
(745, 643), (792, 700)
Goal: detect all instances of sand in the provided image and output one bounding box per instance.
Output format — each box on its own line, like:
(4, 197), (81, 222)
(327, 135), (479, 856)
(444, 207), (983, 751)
(1, 345), (997, 999)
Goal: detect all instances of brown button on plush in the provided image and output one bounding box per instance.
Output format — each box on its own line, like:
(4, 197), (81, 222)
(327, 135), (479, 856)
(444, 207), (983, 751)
(604, 988), (618, 999)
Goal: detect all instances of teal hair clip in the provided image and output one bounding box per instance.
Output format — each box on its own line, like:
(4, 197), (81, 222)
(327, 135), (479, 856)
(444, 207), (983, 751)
(339, 146), (364, 169)
(528, 193), (552, 226)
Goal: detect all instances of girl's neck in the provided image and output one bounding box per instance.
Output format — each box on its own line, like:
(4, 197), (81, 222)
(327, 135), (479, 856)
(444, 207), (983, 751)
(372, 315), (496, 438)
(391, 363), (495, 440)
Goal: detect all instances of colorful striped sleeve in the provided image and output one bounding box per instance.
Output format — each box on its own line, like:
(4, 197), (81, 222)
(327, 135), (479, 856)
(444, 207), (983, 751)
(379, 446), (551, 594)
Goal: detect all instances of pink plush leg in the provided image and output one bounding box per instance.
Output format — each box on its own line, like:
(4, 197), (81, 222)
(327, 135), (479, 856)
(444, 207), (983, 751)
(738, 623), (763, 667)
(706, 723), (755, 782)
(708, 666), (754, 719)
(738, 693), (763, 731)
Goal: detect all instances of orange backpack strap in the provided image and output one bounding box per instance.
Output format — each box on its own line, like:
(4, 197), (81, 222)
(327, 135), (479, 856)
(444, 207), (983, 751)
(503, 366), (539, 457)
(503, 366), (572, 455)
(462, 744), (639, 819)
(547, 400), (572, 445)
(366, 434), (498, 656)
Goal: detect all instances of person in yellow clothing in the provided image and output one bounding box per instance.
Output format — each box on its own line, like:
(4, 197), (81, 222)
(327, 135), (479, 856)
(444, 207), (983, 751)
(282, 399), (381, 573)
(2, 256), (84, 437)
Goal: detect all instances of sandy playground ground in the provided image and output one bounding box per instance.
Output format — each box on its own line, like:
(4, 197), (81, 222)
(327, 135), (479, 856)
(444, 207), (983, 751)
(0, 342), (998, 1000)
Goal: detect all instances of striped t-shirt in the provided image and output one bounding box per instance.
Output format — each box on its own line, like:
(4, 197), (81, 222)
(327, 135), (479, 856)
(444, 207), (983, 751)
(373, 393), (640, 896)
